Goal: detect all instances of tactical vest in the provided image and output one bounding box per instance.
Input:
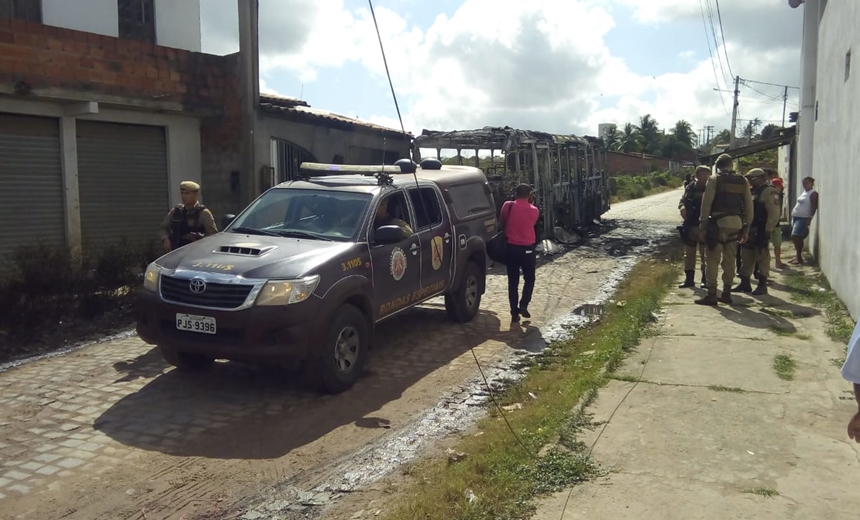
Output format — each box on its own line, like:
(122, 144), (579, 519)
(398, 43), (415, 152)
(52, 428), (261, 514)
(170, 204), (207, 249)
(751, 184), (769, 227)
(711, 174), (747, 216)
(682, 182), (707, 223)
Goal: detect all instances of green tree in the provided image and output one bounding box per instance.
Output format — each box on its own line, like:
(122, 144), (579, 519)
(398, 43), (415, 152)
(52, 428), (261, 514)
(760, 123), (779, 140)
(619, 123), (642, 153)
(671, 120), (696, 150)
(637, 114), (661, 155)
(602, 125), (621, 150)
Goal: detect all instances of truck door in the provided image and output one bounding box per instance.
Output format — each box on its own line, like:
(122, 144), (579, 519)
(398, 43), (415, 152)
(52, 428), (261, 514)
(407, 185), (453, 294)
(370, 191), (422, 319)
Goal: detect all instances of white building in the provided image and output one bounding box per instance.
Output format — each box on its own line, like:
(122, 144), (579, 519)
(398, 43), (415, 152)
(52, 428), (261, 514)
(598, 123), (616, 141)
(792, 0), (860, 317)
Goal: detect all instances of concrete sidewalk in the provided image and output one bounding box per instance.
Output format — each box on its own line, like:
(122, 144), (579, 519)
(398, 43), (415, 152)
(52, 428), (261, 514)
(533, 265), (860, 520)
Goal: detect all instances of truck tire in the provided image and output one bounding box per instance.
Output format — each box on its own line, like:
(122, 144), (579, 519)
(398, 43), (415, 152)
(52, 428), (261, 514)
(159, 346), (214, 371)
(445, 261), (483, 323)
(308, 304), (369, 394)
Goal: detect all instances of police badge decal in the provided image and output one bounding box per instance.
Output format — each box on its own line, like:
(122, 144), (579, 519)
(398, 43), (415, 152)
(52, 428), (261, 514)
(390, 247), (407, 281)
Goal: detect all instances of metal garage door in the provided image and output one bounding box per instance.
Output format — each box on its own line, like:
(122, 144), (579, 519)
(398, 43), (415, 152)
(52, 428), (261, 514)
(0, 113), (65, 265)
(76, 120), (169, 252)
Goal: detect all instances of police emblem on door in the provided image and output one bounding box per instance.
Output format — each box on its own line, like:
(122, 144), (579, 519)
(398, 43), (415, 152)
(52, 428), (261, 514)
(390, 247), (407, 281)
(431, 236), (444, 270)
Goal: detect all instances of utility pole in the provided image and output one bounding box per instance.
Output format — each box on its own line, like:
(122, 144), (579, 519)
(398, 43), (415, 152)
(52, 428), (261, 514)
(781, 85), (789, 127)
(729, 75), (740, 150)
(706, 126), (714, 146)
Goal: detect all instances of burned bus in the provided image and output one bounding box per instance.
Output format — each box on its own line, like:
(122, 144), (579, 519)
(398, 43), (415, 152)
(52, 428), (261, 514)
(413, 126), (610, 245)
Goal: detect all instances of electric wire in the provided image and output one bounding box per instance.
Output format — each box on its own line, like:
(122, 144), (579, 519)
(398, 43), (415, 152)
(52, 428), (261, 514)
(366, 0), (537, 460)
(699, 0), (730, 115)
(704, 0), (731, 88)
(713, 0), (735, 80)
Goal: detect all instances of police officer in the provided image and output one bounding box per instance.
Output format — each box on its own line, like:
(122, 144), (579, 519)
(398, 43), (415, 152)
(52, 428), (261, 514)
(678, 165), (711, 288)
(159, 181), (218, 252)
(732, 168), (780, 296)
(695, 154), (753, 306)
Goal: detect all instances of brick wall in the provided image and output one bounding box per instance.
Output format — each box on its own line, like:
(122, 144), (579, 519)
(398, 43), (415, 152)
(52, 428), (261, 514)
(0, 17), (243, 218)
(607, 151), (671, 176)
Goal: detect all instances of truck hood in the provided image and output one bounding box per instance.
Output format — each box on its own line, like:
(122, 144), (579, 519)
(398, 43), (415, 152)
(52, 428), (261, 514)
(154, 232), (357, 280)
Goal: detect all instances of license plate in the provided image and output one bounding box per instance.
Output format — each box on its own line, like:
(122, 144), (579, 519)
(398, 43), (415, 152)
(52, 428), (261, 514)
(175, 313), (217, 335)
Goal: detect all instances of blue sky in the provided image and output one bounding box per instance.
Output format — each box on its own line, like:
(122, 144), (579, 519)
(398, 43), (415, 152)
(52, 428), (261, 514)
(201, 0), (803, 139)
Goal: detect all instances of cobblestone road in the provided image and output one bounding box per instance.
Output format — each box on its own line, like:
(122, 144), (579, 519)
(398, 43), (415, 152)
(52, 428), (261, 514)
(0, 190), (680, 520)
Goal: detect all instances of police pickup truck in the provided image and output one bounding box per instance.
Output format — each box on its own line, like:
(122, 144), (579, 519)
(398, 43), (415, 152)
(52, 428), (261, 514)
(136, 158), (498, 393)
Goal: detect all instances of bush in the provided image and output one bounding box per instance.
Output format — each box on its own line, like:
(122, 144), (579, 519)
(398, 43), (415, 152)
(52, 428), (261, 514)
(0, 240), (159, 340)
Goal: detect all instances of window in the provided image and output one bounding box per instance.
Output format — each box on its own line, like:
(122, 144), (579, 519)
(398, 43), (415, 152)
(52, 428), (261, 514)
(118, 0), (155, 44)
(272, 138), (315, 183)
(373, 192), (414, 233)
(408, 187), (443, 229)
(230, 189), (372, 241)
(0, 0), (42, 22)
(446, 182), (494, 220)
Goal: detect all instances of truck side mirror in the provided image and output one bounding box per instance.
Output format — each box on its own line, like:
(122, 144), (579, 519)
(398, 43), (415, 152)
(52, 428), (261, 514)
(221, 214), (236, 229)
(374, 225), (408, 245)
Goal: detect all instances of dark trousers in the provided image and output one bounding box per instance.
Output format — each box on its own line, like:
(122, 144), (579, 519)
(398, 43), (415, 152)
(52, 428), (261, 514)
(506, 244), (536, 314)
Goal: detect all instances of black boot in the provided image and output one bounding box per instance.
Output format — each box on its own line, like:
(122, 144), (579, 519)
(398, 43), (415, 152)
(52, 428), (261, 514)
(752, 277), (768, 296)
(679, 270), (695, 288)
(719, 287), (733, 304)
(731, 276), (753, 293)
(695, 289), (718, 306)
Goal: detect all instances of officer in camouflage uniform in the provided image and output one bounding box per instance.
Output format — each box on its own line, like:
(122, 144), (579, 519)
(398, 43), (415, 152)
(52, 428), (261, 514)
(159, 180), (218, 252)
(695, 154), (753, 306)
(677, 165), (711, 288)
(732, 168), (780, 296)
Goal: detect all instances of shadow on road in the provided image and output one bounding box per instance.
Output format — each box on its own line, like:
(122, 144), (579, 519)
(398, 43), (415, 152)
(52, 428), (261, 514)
(94, 302), (545, 460)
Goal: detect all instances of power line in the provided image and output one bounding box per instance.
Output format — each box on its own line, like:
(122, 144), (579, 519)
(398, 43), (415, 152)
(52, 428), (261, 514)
(699, 0), (729, 115)
(742, 78), (800, 89)
(704, 0), (731, 88)
(713, 0), (735, 80)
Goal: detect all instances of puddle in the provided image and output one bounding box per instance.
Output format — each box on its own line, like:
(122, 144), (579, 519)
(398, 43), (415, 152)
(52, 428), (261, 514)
(574, 303), (606, 317)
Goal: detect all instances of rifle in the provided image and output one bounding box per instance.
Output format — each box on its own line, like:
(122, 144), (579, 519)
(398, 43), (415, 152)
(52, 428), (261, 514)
(705, 216), (719, 250)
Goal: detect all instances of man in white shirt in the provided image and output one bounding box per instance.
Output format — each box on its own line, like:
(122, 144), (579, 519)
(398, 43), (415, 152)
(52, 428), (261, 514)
(840, 319), (860, 442)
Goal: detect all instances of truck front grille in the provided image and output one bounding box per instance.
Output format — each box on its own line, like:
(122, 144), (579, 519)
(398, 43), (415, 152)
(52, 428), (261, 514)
(159, 275), (255, 309)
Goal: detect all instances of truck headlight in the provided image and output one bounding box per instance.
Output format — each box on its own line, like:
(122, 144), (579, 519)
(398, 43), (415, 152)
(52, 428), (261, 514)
(256, 275), (320, 306)
(143, 263), (162, 292)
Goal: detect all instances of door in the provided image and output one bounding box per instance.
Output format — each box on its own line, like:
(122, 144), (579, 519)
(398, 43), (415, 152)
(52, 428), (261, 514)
(407, 185), (453, 294)
(76, 120), (169, 252)
(0, 113), (65, 265)
(370, 191), (421, 319)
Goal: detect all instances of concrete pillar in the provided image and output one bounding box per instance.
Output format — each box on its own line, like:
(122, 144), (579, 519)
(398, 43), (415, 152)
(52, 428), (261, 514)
(59, 116), (82, 262)
(796, 0), (818, 202)
(238, 0), (260, 208)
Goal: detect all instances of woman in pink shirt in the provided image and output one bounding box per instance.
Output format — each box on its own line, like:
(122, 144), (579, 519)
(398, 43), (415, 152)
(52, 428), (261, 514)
(499, 184), (540, 322)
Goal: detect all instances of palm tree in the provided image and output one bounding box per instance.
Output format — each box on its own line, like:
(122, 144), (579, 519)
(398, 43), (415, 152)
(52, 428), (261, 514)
(671, 120), (696, 150)
(637, 114), (661, 154)
(603, 126), (621, 151)
(619, 123), (641, 153)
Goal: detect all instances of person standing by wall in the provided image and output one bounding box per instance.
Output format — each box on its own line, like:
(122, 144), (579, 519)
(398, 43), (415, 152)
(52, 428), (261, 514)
(499, 184), (540, 323)
(678, 165), (710, 288)
(789, 176), (818, 265)
(766, 170), (787, 269)
(159, 181), (218, 253)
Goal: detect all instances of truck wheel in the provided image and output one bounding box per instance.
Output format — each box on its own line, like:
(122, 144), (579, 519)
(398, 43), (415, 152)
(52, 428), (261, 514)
(159, 346), (214, 371)
(445, 261), (483, 323)
(308, 304), (369, 394)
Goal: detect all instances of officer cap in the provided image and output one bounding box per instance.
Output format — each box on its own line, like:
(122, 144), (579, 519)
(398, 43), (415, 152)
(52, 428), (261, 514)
(695, 165), (711, 175)
(745, 168), (766, 179)
(179, 181), (200, 191)
(714, 154), (734, 171)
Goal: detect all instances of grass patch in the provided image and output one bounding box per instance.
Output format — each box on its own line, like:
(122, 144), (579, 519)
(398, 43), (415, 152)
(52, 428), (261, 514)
(783, 271), (854, 344)
(743, 487), (779, 498)
(380, 249), (681, 520)
(609, 171), (684, 203)
(768, 325), (796, 337)
(773, 354), (796, 381)
(708, 385), (746, 393)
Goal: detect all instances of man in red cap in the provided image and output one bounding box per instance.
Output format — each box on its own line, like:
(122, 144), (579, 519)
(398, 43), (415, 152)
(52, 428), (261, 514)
(766, 170), (787, 269)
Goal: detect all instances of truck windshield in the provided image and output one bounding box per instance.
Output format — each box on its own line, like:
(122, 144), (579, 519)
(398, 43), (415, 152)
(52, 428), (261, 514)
(228, 189), (372, 241)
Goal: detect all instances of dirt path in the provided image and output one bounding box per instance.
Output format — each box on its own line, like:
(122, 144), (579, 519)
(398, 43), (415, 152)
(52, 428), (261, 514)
(0, 190), (680, 520)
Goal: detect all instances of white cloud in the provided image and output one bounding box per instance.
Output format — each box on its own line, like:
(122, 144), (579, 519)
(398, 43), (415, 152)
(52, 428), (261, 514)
(202, 0), (803, 138)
